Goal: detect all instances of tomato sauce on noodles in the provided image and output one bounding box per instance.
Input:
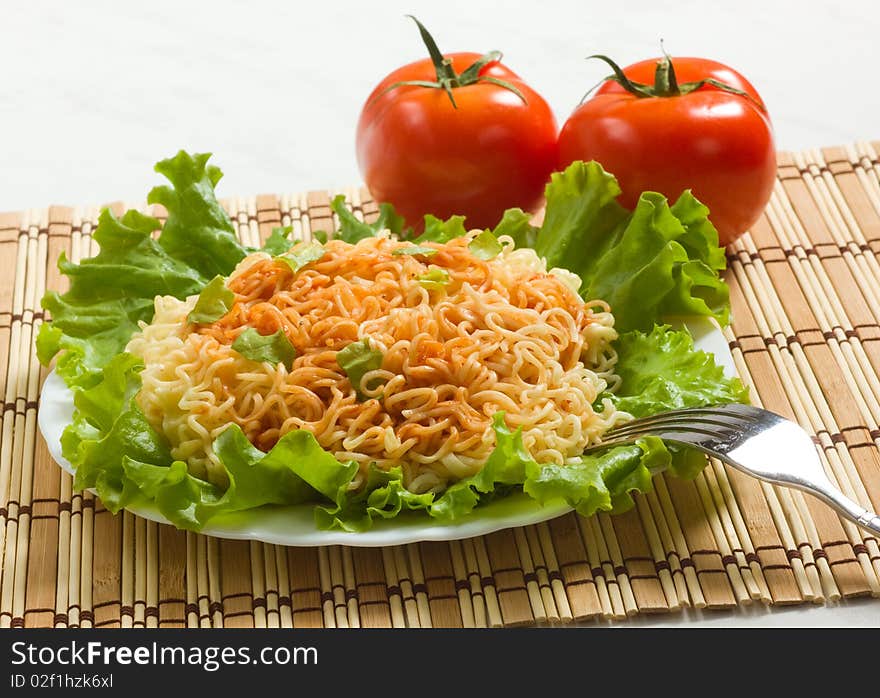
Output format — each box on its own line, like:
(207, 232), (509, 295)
(126, 232), (624, 493)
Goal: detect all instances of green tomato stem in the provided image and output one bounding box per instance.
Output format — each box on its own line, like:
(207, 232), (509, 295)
(653, 43), (681, 96)
(372, 16), (526, 109)
(586, 51), (763, 111)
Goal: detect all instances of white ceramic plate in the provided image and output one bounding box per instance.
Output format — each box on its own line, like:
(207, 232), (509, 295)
(38, 317), (736, 547)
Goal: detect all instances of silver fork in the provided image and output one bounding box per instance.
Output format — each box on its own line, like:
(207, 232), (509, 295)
(587, 403), (880, 536)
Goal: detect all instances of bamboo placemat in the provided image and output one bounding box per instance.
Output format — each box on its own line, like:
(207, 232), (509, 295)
(1, 142), (880, 628)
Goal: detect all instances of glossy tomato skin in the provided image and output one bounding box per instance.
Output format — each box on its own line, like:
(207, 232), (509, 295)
(558, 57), (776, 245)
(356, 52), (558, 230)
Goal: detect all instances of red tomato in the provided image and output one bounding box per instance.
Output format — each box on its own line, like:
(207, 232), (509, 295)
(558, 56), (776, 245)
(356, 21), (557, 230)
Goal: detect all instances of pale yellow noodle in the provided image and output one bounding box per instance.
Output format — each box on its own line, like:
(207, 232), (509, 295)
(126, 232), (628, 492)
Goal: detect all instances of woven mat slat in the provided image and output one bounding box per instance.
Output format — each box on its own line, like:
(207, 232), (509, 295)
(730, 297), (864, 597)
(759, 180), (880, 591)
(3, 143), (880, 627)
(724, 316), (818, 602)
(158, 525), (186, 627)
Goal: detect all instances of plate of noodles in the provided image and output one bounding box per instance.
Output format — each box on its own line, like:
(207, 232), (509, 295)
(38, 317), (734, 546)
(36, 151), (748, 546)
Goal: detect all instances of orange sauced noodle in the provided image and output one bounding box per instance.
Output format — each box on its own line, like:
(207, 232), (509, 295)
(126, 231), (626, 493)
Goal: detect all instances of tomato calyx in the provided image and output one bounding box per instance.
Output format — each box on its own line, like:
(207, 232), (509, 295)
(372, 16), (527, 109)
(583, 51), (763, 109)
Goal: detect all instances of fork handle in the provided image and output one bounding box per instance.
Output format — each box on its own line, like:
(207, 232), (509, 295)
(808, 484), (880, 537)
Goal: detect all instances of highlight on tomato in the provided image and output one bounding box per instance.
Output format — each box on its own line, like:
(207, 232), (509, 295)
(355, 16), (558, 230)
(558, 53), (776, 246)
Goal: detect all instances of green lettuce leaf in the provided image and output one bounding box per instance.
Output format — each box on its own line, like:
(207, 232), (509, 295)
(148, 150), (248, 278)
(232, 328), (297, 370)
(38, 208), (206, 387)
(491, 208), (537, 248)
(211, 426), (319, 506)
(188, 275), (234, 323)
(275, 241), (325, 274)
(133, 423), (358, 531)
(416, 267), (450, 290)
(261, 226), (294, 255)
(60, 352), (172, 512)
(613, 325), (749, 417)
(38, 151), (245, 387)
(468, 230), (503, 260)
(411, 213), (468, 244)
(331, 195), (406, 243)
(534, 160), (729, 333)
(524, 437), (667, 516)
(315, 465), (435, 533)
(336, 338), (383, 400)
(122, 459), (223, 529)
(115, 423), (353, 531)
(392, 244), (437, 257)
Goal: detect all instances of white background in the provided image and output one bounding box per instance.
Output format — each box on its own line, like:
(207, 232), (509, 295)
(3, 0), (880, 627)
(2, 0), (879, 211)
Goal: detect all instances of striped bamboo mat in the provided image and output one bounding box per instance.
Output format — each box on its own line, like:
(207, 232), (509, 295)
(1, 142), (880, 628)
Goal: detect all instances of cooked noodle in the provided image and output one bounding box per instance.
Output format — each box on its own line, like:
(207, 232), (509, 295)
(126, 231), (628, 493)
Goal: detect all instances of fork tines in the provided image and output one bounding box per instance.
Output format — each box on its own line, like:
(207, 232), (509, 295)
(604, 403), (768, 440)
